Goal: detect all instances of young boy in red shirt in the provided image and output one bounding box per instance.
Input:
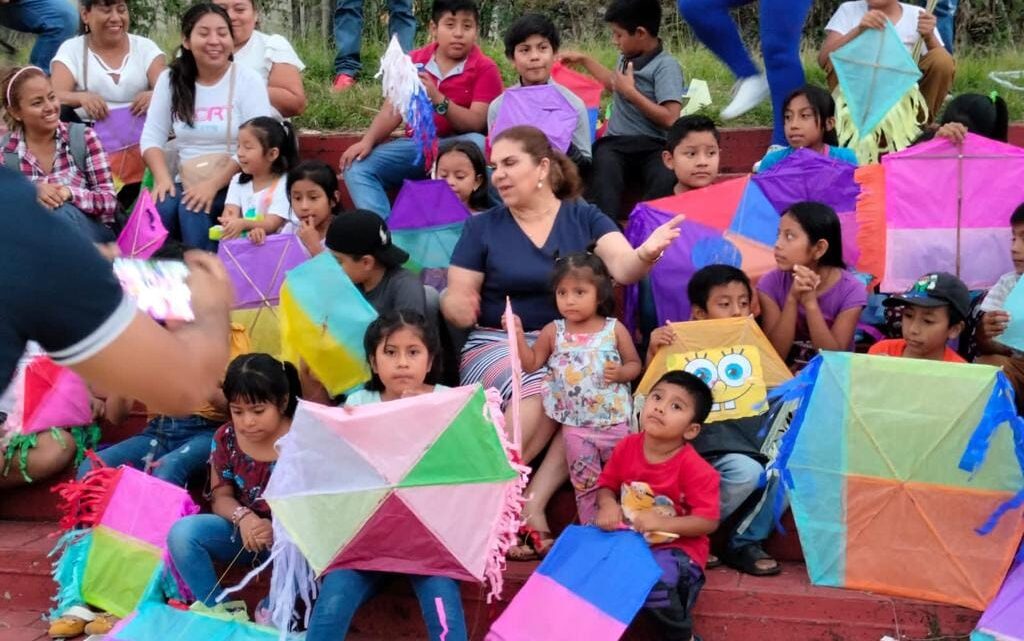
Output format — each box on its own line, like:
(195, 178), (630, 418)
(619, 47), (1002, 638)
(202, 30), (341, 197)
(596, 370), (719, 641)
(870, 271), (969, 363)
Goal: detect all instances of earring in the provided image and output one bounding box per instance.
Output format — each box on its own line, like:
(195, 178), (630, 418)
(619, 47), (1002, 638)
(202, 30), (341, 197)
(536, 178), (543, 190)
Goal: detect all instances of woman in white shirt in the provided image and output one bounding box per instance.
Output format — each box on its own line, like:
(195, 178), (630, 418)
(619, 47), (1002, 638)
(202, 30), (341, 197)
(214, 0), (306, 119)
(140, 3), (272, 251)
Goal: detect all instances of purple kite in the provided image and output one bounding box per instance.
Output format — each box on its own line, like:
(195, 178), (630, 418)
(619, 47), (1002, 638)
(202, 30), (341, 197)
(93, 107), (146, 153)
(974, 562), (1024, 640)
(491, 85), (579, 153)
(389, 179), (471, 291)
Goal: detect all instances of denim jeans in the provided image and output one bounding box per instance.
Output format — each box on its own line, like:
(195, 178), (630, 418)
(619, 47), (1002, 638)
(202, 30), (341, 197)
(710, 453), (764, 520)
(0, 0), (78, 70)
(343, 133), (485, 218)
(156, 183), (227, 251)
(307, 569), (467, 641)
(77, 415), (219, 487)
(167, 514), (269, 606)
(914, 0), (958, 52)
(52, 203), (115, 243)
(333, 0), (416, 77)
(730, 471), (788, 551)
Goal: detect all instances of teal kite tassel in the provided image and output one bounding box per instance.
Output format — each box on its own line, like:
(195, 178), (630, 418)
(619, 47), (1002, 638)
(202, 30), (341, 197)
(48, 529), (93, 617)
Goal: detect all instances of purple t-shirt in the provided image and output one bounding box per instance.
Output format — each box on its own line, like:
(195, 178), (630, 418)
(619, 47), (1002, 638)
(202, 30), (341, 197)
(757, 268), (867, 366)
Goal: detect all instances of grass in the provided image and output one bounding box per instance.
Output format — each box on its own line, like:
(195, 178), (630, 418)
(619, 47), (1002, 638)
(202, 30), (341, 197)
(291, 36), (1024, 133)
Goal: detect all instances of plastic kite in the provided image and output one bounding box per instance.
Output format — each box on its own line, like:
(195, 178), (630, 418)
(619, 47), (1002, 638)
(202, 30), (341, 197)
(772, 352), (1024, 610)
(93, 107), (146, 154)
(228, 386), (528, 632)
(666, 346), (767, 422)
(389, 179), (471, 291)
(972, 562), (1024, 640)
(623, 176), (779, 326)
(376, 34), (438, 169)
(6, 356), (92, 434)
(854, 133), (1022, 291)
(830, 21), (927, 163)
(109, 602), (303, 641)
(487, 526), (660, 641)
(279, 252), (378, 396)
(50, 464), (199, 618)
(219, 235), (308, 356)
(551, 61), (603, 141)
(116, 189), (167, 259)
(491, 85), (579, 153)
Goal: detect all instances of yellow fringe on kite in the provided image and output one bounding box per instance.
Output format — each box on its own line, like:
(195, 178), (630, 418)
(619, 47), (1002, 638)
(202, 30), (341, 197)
(834, 85), (928, 164)
(853, 163), (887, 288)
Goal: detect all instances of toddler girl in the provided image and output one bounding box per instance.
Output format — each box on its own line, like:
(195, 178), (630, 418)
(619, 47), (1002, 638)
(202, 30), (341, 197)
(288, 159), (339, 256)
(757, 85), (858, 173)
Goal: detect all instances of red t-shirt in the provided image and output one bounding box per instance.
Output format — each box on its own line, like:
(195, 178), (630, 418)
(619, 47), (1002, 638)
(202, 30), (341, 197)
(597, 433), (720, 568)
(409, 43), (503, 138)
(868, 339), (966, 363)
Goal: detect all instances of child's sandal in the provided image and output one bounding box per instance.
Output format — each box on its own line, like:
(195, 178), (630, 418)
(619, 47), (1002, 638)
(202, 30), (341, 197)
(84, 613), (118, 635)
(507, 526), (554, 562)
(47, 605), (94, 638)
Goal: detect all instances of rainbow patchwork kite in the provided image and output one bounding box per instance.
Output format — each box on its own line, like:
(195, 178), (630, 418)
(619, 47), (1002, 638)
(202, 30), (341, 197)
(773, 353), (1024, 610)
(488, 526), (661, 641)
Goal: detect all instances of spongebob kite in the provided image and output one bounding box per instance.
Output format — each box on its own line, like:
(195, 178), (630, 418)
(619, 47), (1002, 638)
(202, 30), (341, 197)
(666, 346), (767, 422)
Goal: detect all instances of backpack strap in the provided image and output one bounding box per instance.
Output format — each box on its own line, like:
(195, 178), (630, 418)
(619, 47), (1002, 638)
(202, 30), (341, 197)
(0, 132), (17, 170)
(68, 122), (88, 174)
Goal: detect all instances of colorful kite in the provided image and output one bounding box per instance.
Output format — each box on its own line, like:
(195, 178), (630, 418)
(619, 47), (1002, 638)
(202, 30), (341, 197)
(116, 189), (167, 259)
(665, 346), (767, 423)
(623, 176), (779, 326)
(219, 235), (308, 356)
(772, 353), (1024, 610)
(830, 21), (927, 163)
(389, 179), (471, 291)
(551, 61), (604, 141)
(491, 85), (580, 153)
(972, 562), (1023, 640)
(109, 602), (303, 641)
(279, 252), (378, 396)
(855, 133), (1023, 291)
(377, 35), (438, 169)
(487, 526), (661, 641)
(51, 464), (199, 617)
(6, 356), (92, 434)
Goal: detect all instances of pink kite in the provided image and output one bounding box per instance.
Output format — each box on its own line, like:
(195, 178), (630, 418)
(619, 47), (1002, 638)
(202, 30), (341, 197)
(117, 190), (167, 259)
(8, 356), (92, 434)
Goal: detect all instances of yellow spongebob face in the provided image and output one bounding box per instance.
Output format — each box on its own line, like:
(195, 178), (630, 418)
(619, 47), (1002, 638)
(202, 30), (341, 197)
(666, 345), (767, 422)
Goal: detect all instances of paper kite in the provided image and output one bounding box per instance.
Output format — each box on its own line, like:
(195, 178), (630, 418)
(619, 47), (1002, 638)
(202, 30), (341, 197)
(664, 346), (767, 423)
(93, 107), (146, 154)
(279, 252), (378, 396)
(996, 277), (1024, 353)
(551, 61), (604, 141)
(116, 189), (167, 259)
(623, 176), (779, 326)
(377, 35), (438, 169)
(491, 85), (579, 153)
(854, 133), (1022, 291)
(6, 356), (93, 434)
(51, 465), (199, 617)
(219, 235), (308, 356)
(972, 562), (1024, 640)
(389, 179), (471, 291)
(830, 21), (927, 163)
(487, 526), (660, 641)
(772, 352), (1024, 610)
(108, 602), (303, 641)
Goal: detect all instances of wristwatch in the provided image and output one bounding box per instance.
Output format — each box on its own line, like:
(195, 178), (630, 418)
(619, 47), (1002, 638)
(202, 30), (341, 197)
(434, 96), (450, 115)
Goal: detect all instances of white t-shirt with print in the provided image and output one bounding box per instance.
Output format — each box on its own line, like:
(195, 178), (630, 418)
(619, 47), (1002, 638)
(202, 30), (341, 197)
(234, 31), (305, 120)
(51, 34), (165, 120)
(825, 1), (944, 57)
(225, 172), (296, 232)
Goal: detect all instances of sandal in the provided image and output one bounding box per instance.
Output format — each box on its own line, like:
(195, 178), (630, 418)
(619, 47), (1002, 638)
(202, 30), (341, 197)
(84, 613), (118, 635)
(722, 543), (781, 576)
(507, 526), (554, 562)
(706, 553), (722, 569)
(48, 605), (94, 638)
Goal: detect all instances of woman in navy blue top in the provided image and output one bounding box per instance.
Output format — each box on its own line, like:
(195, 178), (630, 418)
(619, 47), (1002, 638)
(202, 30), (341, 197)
(443, 125), (681, 559)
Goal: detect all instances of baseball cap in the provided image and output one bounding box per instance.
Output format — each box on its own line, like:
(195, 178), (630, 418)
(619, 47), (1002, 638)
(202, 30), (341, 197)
(883, 272), (971, 320)
(325, 209), (409, 269)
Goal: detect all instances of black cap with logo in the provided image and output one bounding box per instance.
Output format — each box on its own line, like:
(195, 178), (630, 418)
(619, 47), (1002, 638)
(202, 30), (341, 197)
(325, 209), (409, 269)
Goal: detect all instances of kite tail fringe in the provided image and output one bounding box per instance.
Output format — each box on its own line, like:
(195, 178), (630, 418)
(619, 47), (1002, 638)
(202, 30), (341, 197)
(3, 432), (39, 483)
(376, 34), (438, 171)
(853, 163), (887, 287)
(48, 528), (92, 617)
(51, 456), (118, 532)
(834, 86), (928, 165)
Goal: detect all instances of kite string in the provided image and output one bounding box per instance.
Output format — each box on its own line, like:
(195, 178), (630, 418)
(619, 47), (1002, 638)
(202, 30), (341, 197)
(164, 546), (248, 641)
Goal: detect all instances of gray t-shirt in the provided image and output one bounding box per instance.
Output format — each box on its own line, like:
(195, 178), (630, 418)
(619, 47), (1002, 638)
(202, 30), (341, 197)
(362, 267), (426, 317)
(606, 45), (684, 140)
(487, 79), (593, 159)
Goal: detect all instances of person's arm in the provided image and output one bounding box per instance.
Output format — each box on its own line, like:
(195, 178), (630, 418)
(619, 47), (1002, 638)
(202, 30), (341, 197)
(50, 61), (109, 121)
(140, 72), (176, 202)
(441, 266), (484, 329)
(66, 128), (118, 220)
(267, 62), (307, 118)
(608, 320), (643, 384)
(594, 215), (684, 285)
(916, 10), (943, 52)
(516, 322), (555, 373)
(646, 322), (677, 365)
(595, 487), (625, 531)
(339, 101), (404, 170)
(129, 51), (167, 116)
(557, 51), (613, 91)
(759, 289), (799, 362)
(614, 61), (682, 130)
(440, 100), (489, 134)
(805, 303), (862, 352)
(978, 311), (1013, 357)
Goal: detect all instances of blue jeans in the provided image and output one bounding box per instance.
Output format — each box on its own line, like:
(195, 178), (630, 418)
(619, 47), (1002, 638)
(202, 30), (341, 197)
(167, 514), (268, 606)
(914, 0), (957, 52)
(344, 133), (485, 218)
(0, 0), (77, 70)
(307, 569), (467, 641)
(77, 415), (219, 487)
(677, 0), (813, 145)
(333, 0), (416, 77)
(52, 203), (115, 243)
(711, 453), (764, 520)
(730, 471), (788, 551)
(156, 183), (227, 251)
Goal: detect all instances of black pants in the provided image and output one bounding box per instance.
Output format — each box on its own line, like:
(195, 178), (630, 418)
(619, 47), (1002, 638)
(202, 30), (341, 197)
(585, 134), (676, 220)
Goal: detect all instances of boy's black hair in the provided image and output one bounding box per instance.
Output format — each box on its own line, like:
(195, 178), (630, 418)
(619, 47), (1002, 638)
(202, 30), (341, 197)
(223, 353), (301, 418)
(652, 370), (713, 426)
(941, 93), (1010, 143)
(237, 116), (298, 185)
(551, 251), (616, 318)
(687, 264), (752, 311)
(151, 239), (187, 261)
(784, 201), (846, 269)
(503, 13), (560, 58)
(431, 0), (479, 23)
(437, 139), (490, 211)
(783, 85), (839, 147)
(604, 0), (661, 37)
(665, 115), (720, 153)
(363, 310), (442, 393)
(1011, 203), (1024, 227)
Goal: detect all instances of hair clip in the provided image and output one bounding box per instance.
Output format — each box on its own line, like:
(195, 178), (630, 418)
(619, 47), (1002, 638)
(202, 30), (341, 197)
(990, 90), (1000, 103)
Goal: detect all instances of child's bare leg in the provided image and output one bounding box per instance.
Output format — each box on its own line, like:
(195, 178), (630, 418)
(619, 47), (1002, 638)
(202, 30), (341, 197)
(0, 430), (76, 488)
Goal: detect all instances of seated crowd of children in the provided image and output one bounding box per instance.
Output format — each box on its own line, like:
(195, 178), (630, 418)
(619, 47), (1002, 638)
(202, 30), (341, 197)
(1, 0), (1022, 640)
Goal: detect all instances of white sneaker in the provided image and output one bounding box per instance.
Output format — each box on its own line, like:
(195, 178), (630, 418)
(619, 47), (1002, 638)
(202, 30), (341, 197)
(721, 74), (770, 120)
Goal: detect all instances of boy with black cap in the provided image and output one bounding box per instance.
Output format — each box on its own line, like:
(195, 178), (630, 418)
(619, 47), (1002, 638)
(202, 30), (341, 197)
(325, 209), (426, 316)
(869, 272), (969, 363)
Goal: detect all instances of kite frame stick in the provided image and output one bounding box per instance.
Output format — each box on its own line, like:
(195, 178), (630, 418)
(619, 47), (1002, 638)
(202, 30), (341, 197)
(223, 238), (295, 326)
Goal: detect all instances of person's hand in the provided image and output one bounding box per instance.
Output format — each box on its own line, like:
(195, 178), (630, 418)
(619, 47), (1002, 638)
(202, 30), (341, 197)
(417, 72), (443, 106)
(917, 10), (937, 37)
(859, 9), (888, 31)
(90, 396), (107, 421)
(37, 182), (67, 209)
(638, 214), (684, 263)
(152, 176), (176, 203)
(595, 503), (624, 531)
(612, 61), (637, 99)
(556, 51), (587, 66)
(649, 323), (677, 353)
(218, 216), (248, 241)
(130, 90), (153, 116)
(630, 510), (666, 534)
(982, 310), (1011, 339)
(935, 121), (968, 144)
(248, 227), (266, 245)
(443, 288), (480, 328)
(95, 242), (121, 261)
(791, 265), (821, 306)
(249, 517), (274, 551)
(78, 91), (109, 121)
(184, 250), (234, 319)
(340, 138), (374, 173)
(297, 216), (321, 252)
(182, 180), (219, 214)
(603, 360), (623, 384)
(500, 312), (524, 336)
